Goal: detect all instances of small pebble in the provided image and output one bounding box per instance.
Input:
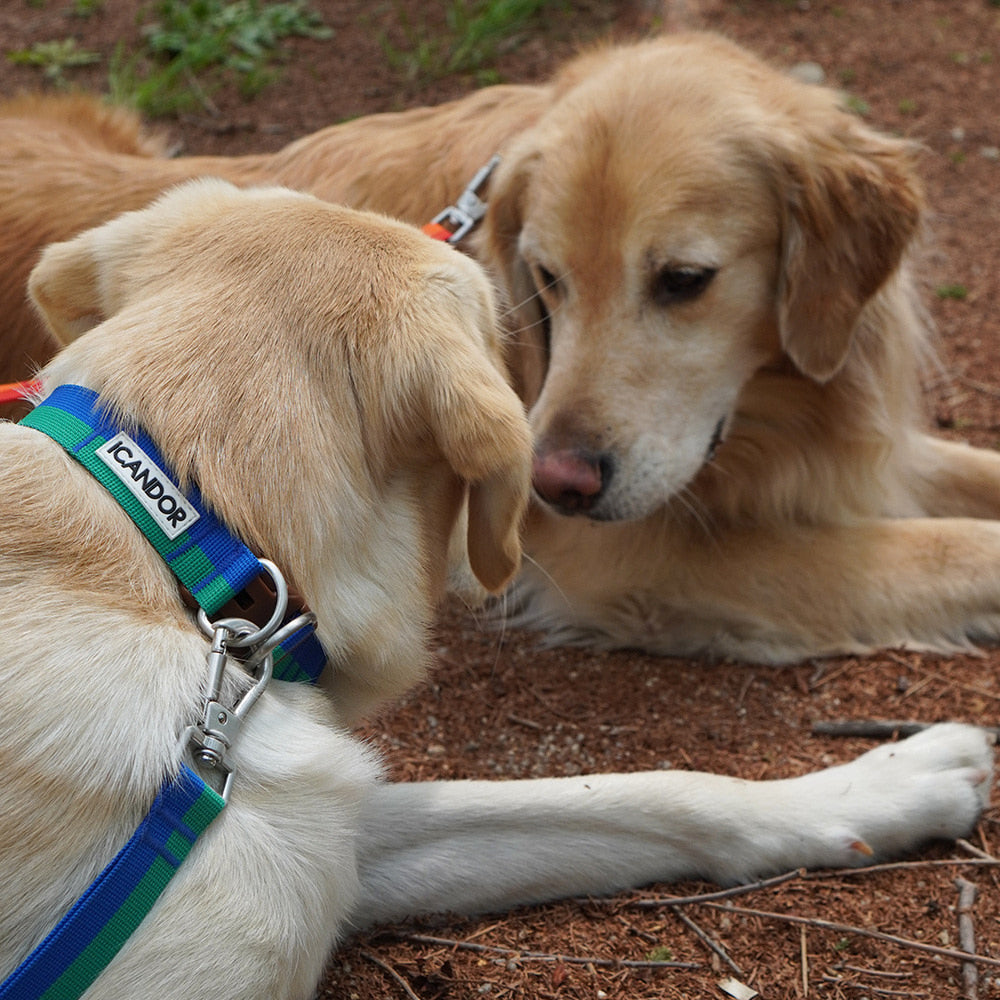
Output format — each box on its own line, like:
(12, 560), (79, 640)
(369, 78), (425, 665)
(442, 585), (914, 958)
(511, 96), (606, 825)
(788, 61), (825, 85)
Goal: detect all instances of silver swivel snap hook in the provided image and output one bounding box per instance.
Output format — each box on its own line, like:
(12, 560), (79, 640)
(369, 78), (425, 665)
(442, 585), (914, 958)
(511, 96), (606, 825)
(181, 560), (288, 802)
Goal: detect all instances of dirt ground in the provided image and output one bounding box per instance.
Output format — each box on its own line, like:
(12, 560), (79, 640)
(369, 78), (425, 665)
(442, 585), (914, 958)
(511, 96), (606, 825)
(2, 1), (1000, 997)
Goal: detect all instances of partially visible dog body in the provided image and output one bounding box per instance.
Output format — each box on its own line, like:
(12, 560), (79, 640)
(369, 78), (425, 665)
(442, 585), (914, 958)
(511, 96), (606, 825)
(5, 33), (1000, 661)
(0, 181), (993, 999)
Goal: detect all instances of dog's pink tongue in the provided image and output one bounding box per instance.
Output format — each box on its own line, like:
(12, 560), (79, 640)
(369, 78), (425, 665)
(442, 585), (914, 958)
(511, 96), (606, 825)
(532, 450), (603, 513)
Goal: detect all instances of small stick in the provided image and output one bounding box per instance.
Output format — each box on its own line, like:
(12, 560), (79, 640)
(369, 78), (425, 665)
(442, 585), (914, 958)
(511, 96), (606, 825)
(614, 913), (658, 945)
(803, 857), (1000, 878)
(812, 719), (1000, 741)
(956, 839), (997, 862)
(800, 925), (809, 998)
(607, 858), (999, 913)
(507, 714), (543, 730)
(955, 373), (1000, 399)
(360, 950), (421, 1000)
(841, 964), (912, 980)
(393, 933), (700, 970)
(670, 906), (743, 975)
(819, 977), (927, 997)
(810, 720), (929, 739)
(955, 877), (980, 1000)
(696, 902), (1000, 969)
(600, 869), (803, 909)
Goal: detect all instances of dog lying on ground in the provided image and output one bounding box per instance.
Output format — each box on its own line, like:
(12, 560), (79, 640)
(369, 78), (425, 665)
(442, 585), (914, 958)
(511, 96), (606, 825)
(0, 179), (993, 1000)
(4, 33), (1000, 662)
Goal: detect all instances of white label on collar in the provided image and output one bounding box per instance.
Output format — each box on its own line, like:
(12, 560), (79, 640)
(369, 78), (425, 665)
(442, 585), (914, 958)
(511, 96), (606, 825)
(96, 433), (200, 540)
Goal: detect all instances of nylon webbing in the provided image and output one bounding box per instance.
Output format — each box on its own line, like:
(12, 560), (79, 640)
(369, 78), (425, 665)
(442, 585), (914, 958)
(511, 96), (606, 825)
(2, 383), (332, 996)
(0, 766), (224, 1000)
(20, 384), (327, 683)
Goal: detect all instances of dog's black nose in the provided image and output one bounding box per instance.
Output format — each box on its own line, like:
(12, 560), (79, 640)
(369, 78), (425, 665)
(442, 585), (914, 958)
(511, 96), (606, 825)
(532, 448), (610, 514)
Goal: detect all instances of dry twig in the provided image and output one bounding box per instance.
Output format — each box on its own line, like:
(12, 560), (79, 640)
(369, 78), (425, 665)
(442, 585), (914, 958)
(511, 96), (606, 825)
(811, 719), (1000, 741)
(819, 976), (927, 997)
(955, 877), (980, 1000)
(670, 905), (743, 975)
(359, 950), (421, 1000)
(955, 372), (1000, 399)
(957, 838), (997, 862)
(600, 869), (803, 909)
(697, 901), (1000, 969)
(391, 932), (700, 970)
(811, 719), (930, 739)
(799, 925), (809, 997)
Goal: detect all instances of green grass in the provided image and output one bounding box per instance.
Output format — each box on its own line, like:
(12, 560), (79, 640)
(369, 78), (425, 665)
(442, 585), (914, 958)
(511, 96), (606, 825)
(7, 38), (100, 84)
(379, 0), (556, 84)
(70, 0), (106, 16)
(6, 0), (544, 116)
(5, 0), (331, 116)
(109, 0), (332, 115)
(936, 283), (969, 301)
(843, 93), (870, 117)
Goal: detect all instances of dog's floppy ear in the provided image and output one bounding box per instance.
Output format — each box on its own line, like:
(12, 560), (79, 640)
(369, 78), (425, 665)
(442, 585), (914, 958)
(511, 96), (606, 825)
(28, 233), (108, 346)
(419, 330), (532, 593)
(29, 178), (232, 346)
(28, 199), (158, 345)
(773, 110), (924, 382)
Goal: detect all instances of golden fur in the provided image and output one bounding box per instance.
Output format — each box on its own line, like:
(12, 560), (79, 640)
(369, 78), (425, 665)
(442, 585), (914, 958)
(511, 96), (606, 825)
(0, 180), (992, 999)
(5, 33), (1000, 660)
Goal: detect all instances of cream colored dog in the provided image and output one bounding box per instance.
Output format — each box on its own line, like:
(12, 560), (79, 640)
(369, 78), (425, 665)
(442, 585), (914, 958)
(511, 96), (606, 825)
(4, 33), (1000, 661)
(0, 179), (994, 999)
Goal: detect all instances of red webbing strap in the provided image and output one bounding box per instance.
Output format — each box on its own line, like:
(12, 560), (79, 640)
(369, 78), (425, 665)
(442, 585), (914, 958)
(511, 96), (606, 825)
(0, 379), (41, 405)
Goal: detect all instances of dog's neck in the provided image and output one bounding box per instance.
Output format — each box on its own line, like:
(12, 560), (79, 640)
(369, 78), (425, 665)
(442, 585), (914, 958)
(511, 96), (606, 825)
(33, 354), (439, 725)
(21, 383), (328, 685)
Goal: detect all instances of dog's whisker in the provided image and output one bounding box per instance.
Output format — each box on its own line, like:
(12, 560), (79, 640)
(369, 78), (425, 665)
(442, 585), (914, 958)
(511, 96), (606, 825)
(669, 487), (718, 543)
(497, 267), (574, 325)
(520, 552), (568, 602)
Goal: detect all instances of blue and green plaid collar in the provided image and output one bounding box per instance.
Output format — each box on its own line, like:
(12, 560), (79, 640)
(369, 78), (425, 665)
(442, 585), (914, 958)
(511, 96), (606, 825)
(19, 383), (327, 684)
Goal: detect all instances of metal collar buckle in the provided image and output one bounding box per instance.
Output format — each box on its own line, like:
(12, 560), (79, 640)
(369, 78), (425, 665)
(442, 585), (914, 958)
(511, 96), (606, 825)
(427, 155), (501, 244)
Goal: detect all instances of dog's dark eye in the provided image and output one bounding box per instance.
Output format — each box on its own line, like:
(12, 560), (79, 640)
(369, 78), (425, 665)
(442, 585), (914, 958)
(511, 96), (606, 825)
(534, 264), (561, 298)
(651, 266), (717, 306)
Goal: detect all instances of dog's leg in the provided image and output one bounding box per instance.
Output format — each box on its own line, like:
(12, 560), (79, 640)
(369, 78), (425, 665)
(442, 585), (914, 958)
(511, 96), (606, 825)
(682, 516), (1000, 659)
(352, 723), (991, 927)
(518, 514), (1000, 660)
(907, 433), (1000, 518)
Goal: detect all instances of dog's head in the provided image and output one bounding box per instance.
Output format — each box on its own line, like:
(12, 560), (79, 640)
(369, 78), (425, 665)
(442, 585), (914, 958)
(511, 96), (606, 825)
(482, 32), (923, 522)
(30, 179), (531, 722)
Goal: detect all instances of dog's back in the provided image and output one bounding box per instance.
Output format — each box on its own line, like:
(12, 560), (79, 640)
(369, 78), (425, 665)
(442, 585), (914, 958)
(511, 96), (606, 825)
(0, 95), (274, 388)
(0, 96), (163, 383)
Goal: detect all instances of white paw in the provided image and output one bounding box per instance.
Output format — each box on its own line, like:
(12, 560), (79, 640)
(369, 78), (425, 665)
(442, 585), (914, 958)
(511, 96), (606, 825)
(808, 723), (994, 865)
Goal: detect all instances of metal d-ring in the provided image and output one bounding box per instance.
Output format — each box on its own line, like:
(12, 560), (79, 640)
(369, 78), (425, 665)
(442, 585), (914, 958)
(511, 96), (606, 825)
(242, 610), (319, 673)
(196, 558), (289, 649)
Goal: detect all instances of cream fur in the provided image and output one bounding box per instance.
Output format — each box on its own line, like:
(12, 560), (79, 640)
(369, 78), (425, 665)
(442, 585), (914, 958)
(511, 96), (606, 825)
(0, 181), (993, 999)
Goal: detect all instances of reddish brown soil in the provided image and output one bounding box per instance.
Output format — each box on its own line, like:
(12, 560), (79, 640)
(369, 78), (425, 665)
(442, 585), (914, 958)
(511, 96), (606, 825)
(2, 1), (1000, 997)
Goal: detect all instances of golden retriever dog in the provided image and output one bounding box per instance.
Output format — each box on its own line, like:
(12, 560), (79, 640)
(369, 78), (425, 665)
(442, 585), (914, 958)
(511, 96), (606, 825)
(0, 178), (993, 1000)
(4, 32), (1000, 661)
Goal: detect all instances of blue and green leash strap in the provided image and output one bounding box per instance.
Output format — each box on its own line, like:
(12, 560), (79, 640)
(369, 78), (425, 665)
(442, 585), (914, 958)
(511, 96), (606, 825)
(0, 765), (225, 1000)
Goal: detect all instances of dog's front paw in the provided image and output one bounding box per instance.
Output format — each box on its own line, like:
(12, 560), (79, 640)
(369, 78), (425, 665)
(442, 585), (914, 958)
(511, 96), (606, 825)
(808, 723), (993, 865)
